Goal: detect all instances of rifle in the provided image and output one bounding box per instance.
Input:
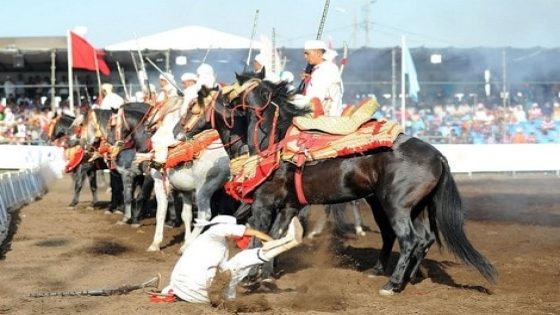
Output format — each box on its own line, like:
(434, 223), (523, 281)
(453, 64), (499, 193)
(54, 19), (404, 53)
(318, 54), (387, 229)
(296, 0), (331, 94)
(145, 57), (184, 97)
(116, 61), (130, 100)
(28, 274), (161, 298)
(244, 9), (260, 72)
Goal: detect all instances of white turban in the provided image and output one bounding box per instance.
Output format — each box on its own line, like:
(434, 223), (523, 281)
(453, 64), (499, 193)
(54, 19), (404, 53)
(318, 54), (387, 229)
(159, 72), (175, 83)
(304, 40), (327, 50)
(101, 83), (113, 93)
(181, 72), (197, 82)
(254, 53), (265, 65)
(323, 49), (338, 62)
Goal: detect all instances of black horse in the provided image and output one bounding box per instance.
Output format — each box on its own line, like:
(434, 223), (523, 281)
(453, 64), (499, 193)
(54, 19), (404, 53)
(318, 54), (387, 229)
(81, 103), (167, 226)
(49, 112), (123, 210)
(221, 75), (497, 295)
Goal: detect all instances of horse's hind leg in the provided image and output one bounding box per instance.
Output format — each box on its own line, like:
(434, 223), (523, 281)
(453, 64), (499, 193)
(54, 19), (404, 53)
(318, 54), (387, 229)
(379, 206), (420, 295)
(178, 191), (193, 254)
(365, 195), (395, 277)
(407, 212), (435, 283)
(351, 200), (366, 236)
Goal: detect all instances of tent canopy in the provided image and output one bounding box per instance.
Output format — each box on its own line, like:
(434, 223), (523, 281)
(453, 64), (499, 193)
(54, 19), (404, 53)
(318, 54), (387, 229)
(105, 25), (262, 51)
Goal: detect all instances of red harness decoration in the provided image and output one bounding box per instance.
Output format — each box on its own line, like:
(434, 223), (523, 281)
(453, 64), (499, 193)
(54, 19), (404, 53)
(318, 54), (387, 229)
(224, 151), (280, 203)
(294, 153), (309, 205)
(64, 146), (85, 173)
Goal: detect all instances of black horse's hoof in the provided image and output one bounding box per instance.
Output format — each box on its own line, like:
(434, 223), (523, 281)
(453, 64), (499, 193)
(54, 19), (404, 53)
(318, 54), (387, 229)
(366, 266), (385, 278)
(379, 281), (400, 296)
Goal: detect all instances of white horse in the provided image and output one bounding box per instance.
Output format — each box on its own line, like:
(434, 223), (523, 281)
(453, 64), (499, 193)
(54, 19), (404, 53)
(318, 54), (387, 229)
(147, 137), (231, 253)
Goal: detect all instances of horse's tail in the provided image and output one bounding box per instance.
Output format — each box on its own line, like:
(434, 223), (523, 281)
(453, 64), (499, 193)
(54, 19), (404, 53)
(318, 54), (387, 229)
(430, 156), (497, 283)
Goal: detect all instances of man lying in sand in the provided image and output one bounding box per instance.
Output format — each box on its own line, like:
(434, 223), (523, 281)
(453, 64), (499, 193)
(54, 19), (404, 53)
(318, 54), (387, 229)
(156, 215), (303, 304)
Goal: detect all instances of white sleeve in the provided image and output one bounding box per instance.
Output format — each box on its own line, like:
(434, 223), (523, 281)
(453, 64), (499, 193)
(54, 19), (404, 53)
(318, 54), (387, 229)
(208, 224), (246, 239)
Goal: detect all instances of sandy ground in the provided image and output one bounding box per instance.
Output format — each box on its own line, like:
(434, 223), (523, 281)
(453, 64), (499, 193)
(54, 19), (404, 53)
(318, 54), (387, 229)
(0, 173), (559, 314)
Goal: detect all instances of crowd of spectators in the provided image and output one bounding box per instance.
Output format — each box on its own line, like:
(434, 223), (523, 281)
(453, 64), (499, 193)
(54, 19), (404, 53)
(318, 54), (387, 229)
(374, 99), (560, 144)
(2, 73), (560, 145)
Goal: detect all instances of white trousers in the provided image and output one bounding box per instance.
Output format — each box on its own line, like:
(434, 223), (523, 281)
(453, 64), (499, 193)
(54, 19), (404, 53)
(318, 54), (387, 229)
(221, 248), (268, 300)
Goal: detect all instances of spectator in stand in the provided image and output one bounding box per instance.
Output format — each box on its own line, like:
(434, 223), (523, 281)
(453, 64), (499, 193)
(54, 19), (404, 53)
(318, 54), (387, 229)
(511, 127), (527, 143)
(526, 132), (537, 144)
(527, 103), (543, 121)
(512, 105), (527, 122)
(15, 74), (25, 97)
(540, 115), (555, 133)
(552, 102), (560, 121)
(3, 76), (15, 101)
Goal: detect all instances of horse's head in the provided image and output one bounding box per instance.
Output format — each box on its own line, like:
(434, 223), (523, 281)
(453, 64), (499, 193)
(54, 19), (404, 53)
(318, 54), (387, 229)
(233, 78), (308, 154)
(174, 85), (249, 158)
(48, 112), (80, 146)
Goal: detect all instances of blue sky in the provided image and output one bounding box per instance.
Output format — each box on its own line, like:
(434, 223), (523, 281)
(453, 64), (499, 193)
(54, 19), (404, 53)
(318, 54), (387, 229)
(2, 0), (558, 48)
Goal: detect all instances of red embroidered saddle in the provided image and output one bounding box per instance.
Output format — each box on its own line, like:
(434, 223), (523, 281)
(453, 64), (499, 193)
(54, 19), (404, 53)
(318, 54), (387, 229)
(282, 119), (403, 165)
(165, 129), (221, 168)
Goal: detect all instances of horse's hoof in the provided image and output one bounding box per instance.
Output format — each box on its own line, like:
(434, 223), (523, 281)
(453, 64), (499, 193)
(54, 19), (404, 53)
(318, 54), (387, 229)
(104, 210), (112, 215)
(379, 282), (399, 296)
(262, 277), (276, 284)
(356, 228), (366, 236)
(130, 223), (141, 229)
(114, 210), (124, 216)
(147, 245), (160, 252)
(66, 206), (75, 210)
(87, 206), (94, 210)
(379, 288), (395, 296)
(366, 267), (385, 278)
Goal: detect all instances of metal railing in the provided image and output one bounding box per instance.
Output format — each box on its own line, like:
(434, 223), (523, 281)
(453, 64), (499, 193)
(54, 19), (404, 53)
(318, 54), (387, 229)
(0, 166), (49, 247)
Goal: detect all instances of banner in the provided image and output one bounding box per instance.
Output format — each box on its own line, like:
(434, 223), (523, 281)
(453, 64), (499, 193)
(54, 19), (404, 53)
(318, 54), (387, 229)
(70, 31), (110, 76)
(402, 39), (420, 101)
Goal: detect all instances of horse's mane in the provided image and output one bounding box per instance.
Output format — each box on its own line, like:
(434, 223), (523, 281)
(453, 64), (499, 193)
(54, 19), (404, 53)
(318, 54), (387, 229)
(238, 75), (309, 136)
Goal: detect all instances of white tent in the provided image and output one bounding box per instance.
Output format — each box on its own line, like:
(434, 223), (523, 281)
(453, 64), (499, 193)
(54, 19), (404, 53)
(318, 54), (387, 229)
(105, 25), (261, 51)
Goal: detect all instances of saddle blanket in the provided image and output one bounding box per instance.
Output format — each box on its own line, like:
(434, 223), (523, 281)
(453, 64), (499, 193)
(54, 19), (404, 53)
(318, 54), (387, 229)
(165, 129), (221, 168)
(224, 152), (280, 203)
(282, 119), (403, 164)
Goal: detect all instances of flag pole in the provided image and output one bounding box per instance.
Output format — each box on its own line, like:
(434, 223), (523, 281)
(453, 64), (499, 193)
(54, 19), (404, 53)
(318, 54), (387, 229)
(400, 35), (406, 129)
(93, 47), (102, 94)
(67, 30), (74, 113)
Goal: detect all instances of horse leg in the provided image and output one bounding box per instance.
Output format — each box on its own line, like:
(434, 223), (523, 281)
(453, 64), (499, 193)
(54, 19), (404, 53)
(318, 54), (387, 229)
(177, 191), (193, 254)
(365, 195), (395, 277)
(379, 208), (420, 296)
(133, 173), (154, 223)
(87, 167), (98, 208)
(69, 164), (86, 208)
(147, 170), (168, 251)
(407, 212), (435, 283)
(351, 200), (366, 236)
(306, 205), (330, 239)
(166, 189), (180, 228)
(118, 171), (135, 224)
(259, 206), (300, 282)
(109, 170), (123, 213)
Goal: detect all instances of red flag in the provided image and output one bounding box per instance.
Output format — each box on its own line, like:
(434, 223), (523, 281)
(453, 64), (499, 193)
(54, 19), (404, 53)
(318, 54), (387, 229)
(70, 31), (110, 76)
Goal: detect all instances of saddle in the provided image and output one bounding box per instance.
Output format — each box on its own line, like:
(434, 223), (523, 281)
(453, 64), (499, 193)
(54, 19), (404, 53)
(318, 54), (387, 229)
(282, 98), (402, 165)
(165, 129), (221, 168)
(292, 98), (379, 135)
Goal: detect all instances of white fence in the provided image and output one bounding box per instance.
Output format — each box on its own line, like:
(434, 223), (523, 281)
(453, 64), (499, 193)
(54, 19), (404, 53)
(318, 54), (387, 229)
(434, 144), (560, 175)
(0, 145), (64, 247)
